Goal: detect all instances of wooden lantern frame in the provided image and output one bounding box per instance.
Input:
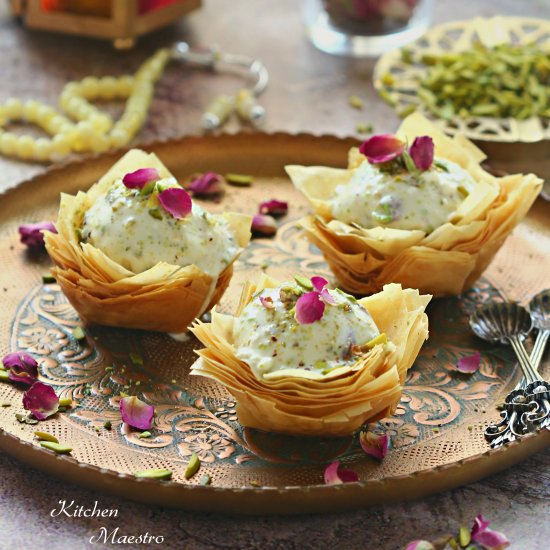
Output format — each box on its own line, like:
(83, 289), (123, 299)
(11, 0), (202, 48)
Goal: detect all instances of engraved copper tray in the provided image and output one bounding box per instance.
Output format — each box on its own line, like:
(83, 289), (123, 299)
(1, 133), (549, 514)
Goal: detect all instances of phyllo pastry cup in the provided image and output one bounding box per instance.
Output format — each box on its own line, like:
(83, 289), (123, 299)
(286, 114), (543, 296)
(45, 149), (251, 333)
(190, 274), (430, 437)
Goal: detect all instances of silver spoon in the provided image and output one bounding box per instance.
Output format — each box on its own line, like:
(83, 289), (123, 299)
(529, 289), (550, 374)
(469, 302), (550, 447)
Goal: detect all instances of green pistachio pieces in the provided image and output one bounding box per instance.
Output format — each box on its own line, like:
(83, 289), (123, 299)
(34, 431), (59, 443)
(294, 275), (313, 290)
(416, 42), (550, 120)
(138, 431), (152, 439)
(0, 369), (9, 382)
(129, 352), (143, 365)
(199, 474), (212, 486)
(355, 123), (373, 134)
(42, 274), (56, 284)
(458, 525), (471, 547)
(103, 421), (112, 430)
(366, 333), (388, 349)
(15, 413), (38, 425)
(58, 397), (73, 408)
(72, 326), (86, 341)
(40, 441), (72, 454)
(225, 173), (253, 186)
(348, 95), (364, 109)
(184, 452), (201, 479)
(135, 468), (172, 480)
(148, 208), (163, 220)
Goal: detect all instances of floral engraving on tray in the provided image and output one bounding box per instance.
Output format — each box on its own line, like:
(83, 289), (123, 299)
(10, 277), (513, 466)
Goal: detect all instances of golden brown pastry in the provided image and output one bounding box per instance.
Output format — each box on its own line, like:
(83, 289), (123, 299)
(191, 274), (430, 436)
(286, 114), (543, 296)
(45, 149), (251, 333)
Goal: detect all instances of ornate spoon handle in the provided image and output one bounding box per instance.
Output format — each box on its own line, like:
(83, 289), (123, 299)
(518, 329), (549, 390)
(485, 335), (550, 448)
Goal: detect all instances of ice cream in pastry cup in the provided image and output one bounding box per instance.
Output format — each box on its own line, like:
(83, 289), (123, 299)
(286, 113), (543, 296)
(190, 274), (430, 437)
(44, 149), (251, 333)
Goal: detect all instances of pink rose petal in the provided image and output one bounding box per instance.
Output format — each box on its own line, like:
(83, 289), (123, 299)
(259, 295), (275, 309)
(119, 396), (154, 430)
(3, 351), (38, 386)
(359, 134), (406, 164)
(251, 214), (277, 236)
(311, 276), (329, 293)
(122, 168), (160, 189)
(404, 541), (436, 550)
(324, 460), (359, 485)
(359, 431), (390, 460)
(18, 221), (57, 251)
(471, 515), (510, 550)
(295, 291), (325, 325)
(23, 382), (59, 420)
(320, 287), (336, 306)
(259, 199), (288, 217)
(409, 136), (434, 171)
(188, 172), (224, 196)
(456, 351), (481, 374)
(157, 188), (192, 219)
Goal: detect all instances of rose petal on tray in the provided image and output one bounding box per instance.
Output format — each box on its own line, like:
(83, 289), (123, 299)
(122, 168), (160, 189)
(18, 221), (57, 251)
(359, 431), (390, 460)
(188, 172), (224, 196)
(323, 460), (359, 485)
(120, 396), (154, 430)
(251, 214), (277, 236)
(471, 515), (510, 549)
(359, 134), (405, 164)
(456, 351), (481, 373)
(259, 199), (288, 217)
(2, 351), (38, 386)
(23, 382), (59, 420)
(157, 188), (193, 219)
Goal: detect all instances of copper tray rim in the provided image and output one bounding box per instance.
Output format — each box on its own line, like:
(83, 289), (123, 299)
(1, 131), (549, 514)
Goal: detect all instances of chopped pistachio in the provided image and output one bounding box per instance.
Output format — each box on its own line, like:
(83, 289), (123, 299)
(184, 452), (201, 479)
(0, 369), (9, 382)
(72, 326), (86, 341)
(397, 104), (417, 118)
(135, 468), (172, 480)
(40, 441), (72, 454)
(1, 402), (11, 407)
(34, 431), (59, 443)
(348, 95), (364, 109)
(225, 173), (253, 186)
(138, 431), (152, 439)
(249, 480), (261, 487)
(294, 275), (313, 290)
(199, 474), (212, 486)
(129, 352), (143, 365)
(366, 333), (388, 348)
(42, 274), (56, 284)
(103, 421), (112, 430)
(458, 525), (471, 547)
(58, 397), (73, 408)
(148, 208), (163, 220)
(355, 123), (373, 134)
(15, 413), (38, 425)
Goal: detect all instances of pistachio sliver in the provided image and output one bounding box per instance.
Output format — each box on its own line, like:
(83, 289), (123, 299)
(34, 431), (59, 443)
(184, 452), (201, 479)
(135, 468), (172, 480)
(42, 274), (56, 284)
(0, 369), (9, 382)
(72, 326), (86, 341)
(58, 397), (73, 408)
(366, 333), (388, 349)
(40, 441), (72, 454)
(294, 275), (313, 291)
(199, 474), (212, 486)
(225, 173), (253, 186)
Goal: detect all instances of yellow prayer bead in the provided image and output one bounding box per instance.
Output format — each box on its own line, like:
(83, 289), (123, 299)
(63, 82), (80, 96)
(16, 135), (35, 159)
(0, 132), (18, 155)
(117, 75), (135, 96)
(52, 134), (72, 156)
(36, 105), (55, 125)
(81, 76), (100, 98)
(89, 113), (113, 133)
(46, 116), (67, 134)
(5, 98), (23, 118)
(90, 134), (110, 153)
(23, 100), (41, 122)
(59, 92), (73, 111)
(98, 76), (118, 100)
(34, 138), (53, 161)
(109, 127), (130, 147)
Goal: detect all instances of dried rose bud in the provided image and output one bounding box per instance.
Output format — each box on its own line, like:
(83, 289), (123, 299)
(122, 168), (160, 190)
(23, 381), (59, 420)
(188, 172), (225, 197)
(409, 136), (434, 171)
(18, 221), (57, 251)
(251, 214), (277, 237)
(359, 134), (405, 164)
(259, 199), (288, 217)
(2, 351), (38, 386)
